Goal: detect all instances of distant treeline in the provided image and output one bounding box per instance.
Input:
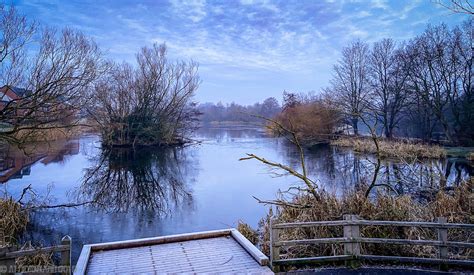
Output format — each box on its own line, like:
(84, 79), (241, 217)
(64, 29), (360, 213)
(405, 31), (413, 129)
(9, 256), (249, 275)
(198, 97), (281, 124)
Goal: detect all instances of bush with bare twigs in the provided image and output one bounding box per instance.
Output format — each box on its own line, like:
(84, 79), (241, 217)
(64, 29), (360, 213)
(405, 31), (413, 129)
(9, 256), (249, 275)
(271, 96), (340, 145)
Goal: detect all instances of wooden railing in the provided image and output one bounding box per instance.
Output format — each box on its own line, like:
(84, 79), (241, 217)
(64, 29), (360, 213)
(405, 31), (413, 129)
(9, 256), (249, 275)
(0, 235), (71, 274)
(270, 215), (474, 271)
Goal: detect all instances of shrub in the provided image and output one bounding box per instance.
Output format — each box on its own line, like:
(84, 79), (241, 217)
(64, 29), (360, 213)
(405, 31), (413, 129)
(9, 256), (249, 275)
(272, 99), (340, 144)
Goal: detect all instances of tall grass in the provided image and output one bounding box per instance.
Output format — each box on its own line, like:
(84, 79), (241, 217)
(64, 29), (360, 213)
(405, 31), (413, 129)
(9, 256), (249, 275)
(239, 179), (473, 266)
(331, 136), (446, 159)
(0, 198), (29, 246)
(467, 152), (474, 161)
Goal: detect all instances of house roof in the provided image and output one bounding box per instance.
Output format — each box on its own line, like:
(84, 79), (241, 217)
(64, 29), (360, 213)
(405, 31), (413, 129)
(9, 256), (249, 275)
(0, 85), (32, 97)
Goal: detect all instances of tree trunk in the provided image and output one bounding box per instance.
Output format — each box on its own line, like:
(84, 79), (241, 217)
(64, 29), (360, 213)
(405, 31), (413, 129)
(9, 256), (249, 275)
(352, 117), (359, 136)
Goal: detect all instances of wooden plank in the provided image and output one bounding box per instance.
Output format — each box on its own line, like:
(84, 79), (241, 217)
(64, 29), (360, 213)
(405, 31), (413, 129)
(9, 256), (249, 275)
(61, 235), (71, 275)
(83, 235), (272, 274)
(273, 220), (348, 229)
(273, 255), (354, 265)
(275, 237), (349, 246)
(360, 255), (474, 266)
(5, 244), (69, 258)
(230, 229), (269, 266)
(437, 217), (448, 271)
(270, 219), (280, 272)
(356, 220), (474, 229)
(73, 245), (91, 275)
(343, 215), (360, 256)
(276, 237), (473, 248)
(356, 238), (474, 248)
(273, 220), (474, 229)
(88, 229), (232, 251)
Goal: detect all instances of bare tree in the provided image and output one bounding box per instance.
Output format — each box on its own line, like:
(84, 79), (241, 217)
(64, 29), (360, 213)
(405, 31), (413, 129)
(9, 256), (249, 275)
(329, 41), (370, 136)
(405, 23), (472, 144)
(0, 27), (104, 144)
(0, 4), (36, 88)
(240, 115), (320, 202)
(433, 0), (474, 14)
(368, 39), (410, 138)
(91, 43), (200, 147)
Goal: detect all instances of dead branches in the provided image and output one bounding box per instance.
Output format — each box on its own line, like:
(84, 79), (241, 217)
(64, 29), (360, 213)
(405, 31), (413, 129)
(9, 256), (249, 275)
(239, 115), (320, 202)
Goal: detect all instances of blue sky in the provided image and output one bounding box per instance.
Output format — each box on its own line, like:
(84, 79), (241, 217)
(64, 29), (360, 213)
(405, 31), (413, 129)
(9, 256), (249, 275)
(11, 0), (469, 104)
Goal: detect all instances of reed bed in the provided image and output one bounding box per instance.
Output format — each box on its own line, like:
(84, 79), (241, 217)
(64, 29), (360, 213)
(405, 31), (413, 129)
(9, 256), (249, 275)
(241, 179), (473, 264)
(331, 137), (446, 159)
(467, 152), (474, 161)
(0, 198), (29, 247)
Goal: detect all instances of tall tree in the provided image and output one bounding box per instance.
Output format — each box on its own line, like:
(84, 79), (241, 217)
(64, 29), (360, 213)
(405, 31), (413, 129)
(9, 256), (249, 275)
(1, 6), (103, 144)
(0, 5), (36, 87)
(368, 39), (409, 138)
(329, 41), (370, 135)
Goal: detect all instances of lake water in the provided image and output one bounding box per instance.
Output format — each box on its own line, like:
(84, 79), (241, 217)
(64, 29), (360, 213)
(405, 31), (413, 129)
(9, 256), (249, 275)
(1, 126), (471, 264)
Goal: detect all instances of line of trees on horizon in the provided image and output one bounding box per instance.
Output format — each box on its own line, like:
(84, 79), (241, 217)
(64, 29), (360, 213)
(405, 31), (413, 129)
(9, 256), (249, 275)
(198, 97), (281, 124)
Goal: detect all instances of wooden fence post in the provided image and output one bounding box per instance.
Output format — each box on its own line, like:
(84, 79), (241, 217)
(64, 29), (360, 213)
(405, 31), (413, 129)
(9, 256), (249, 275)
(269, 219), (280, 272)
(343, 215), (360, 268)
(0, 227), (4, 247)
(437, 217), (448, 271)
(61, 235), (71, 275)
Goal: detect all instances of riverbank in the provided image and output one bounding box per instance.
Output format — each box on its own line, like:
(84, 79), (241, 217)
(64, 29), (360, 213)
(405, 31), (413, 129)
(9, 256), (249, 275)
(331, 136), (447, 159)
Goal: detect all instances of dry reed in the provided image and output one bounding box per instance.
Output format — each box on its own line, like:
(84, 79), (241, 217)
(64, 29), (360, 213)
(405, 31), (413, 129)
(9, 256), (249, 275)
(331, 137), (446, 159)
(467, 152), (474, 161)
(0, 198), (29, 246)
(241, 178), (473, 265)
(237, 220), (259, 245)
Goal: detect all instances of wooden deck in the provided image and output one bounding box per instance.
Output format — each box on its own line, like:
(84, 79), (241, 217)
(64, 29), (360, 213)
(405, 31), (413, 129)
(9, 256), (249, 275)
(75, 229), (272, 274)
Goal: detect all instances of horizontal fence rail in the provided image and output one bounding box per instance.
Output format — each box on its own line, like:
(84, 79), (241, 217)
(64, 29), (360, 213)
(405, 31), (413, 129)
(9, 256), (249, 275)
(0, 235), (71, 275)
(270, 215), (474, 272)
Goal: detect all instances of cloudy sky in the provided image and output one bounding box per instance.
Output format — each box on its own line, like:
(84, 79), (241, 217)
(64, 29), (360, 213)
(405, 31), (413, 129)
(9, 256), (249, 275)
(11, 0), (469, 104)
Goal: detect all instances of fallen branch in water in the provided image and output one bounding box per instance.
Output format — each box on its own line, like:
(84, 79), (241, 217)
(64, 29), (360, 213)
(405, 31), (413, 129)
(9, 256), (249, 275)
(252, 196), (312, 209)
(23, 201), (97, 210)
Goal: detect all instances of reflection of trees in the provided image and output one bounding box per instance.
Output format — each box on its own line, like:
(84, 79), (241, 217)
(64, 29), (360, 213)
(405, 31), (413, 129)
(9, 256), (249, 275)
(280, 143), (472, 195)
(79, 147), (193, 214)
(0, 140), (80, 183)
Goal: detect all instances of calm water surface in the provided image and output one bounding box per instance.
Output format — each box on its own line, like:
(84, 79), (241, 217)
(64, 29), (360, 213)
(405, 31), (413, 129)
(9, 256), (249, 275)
(1, 127), (471, 263)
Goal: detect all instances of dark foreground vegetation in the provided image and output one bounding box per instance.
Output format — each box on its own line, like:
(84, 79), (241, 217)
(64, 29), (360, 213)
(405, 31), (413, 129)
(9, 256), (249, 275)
(239, 179), (473, 271)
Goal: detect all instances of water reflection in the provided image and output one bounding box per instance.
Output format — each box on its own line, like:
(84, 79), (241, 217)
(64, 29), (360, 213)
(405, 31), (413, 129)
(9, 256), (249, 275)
(299, 145), (472, 196)
(1, 128), (472, 265)
(78, 146), (194, 214)
(0, 140), (79, 183)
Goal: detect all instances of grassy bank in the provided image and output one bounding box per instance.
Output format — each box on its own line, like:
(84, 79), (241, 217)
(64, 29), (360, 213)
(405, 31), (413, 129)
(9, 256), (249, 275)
(239, 179), (473, 269)
(331, 136), (446, 159)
